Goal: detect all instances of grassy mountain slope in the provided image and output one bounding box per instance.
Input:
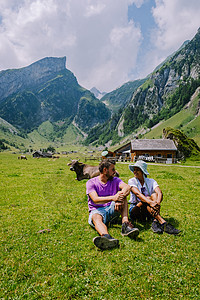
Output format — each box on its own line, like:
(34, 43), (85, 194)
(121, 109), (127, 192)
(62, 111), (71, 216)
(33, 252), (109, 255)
(0, 116), (84, 151)
(28, 121), (84, 149)
(143, 88), (200, 145)
(0, 117), (31, 151)
(143, 113), (200, 145)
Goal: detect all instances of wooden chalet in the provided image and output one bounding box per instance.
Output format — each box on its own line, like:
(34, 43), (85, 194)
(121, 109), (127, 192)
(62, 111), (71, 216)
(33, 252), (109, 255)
(114, 139), (177, 163)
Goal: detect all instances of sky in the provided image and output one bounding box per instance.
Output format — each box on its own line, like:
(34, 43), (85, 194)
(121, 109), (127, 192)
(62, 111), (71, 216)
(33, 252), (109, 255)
(0, 0), (200, 93)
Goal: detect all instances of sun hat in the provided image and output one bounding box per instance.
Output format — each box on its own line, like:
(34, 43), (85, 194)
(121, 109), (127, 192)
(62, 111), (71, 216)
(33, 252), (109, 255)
(129, 160), (149, 176)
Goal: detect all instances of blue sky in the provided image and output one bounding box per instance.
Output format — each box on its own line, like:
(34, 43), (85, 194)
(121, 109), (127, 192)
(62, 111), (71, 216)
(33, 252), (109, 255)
(0, 0), (200, 92)
(128, 0), (157, 78)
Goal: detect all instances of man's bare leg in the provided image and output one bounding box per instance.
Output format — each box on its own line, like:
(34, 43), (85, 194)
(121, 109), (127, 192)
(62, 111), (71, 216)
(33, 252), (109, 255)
(92, 213), (119, 250)
(92, 213), (108, 236)
(149, 193), (165, 224)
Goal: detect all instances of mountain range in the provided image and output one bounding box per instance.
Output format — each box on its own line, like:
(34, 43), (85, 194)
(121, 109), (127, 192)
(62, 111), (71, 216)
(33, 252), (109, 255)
(85, 28), (200, 147)
(0, 28), (200, 151)
(0, 57), (110, 133)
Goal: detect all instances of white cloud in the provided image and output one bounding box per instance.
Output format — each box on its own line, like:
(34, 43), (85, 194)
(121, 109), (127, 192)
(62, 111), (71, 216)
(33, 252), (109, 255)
(84, 3), (106, 17)
(152, 0), (200, 52)
(0, 0), (142, 92)
(134, 0), (200, 80)
(0, 0), (199, 92)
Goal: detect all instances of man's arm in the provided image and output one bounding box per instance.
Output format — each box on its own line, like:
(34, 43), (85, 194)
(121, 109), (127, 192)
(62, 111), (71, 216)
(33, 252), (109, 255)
(89, 181), (130, 205)
(89, 190), (125, 204)
(119, 182), (131, 197)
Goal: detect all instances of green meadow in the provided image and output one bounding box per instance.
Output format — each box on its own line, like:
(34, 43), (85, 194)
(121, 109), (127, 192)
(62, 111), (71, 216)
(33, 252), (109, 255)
(0, 153), (199, 299)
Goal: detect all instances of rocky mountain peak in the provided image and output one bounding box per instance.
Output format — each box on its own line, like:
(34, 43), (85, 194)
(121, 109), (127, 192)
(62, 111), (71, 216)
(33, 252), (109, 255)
(0, 56), (67, 101)
(26, 56), (66, 74)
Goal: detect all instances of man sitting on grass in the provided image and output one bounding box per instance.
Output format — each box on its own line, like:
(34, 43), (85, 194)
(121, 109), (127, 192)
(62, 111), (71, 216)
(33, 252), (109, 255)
(128, 160), (180, 235)
(86, 159), (139, 250)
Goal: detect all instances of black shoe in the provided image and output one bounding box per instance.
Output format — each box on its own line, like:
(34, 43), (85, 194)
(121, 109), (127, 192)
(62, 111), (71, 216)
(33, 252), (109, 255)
(93, 234), (119, 250)
(151, 220), (163, 234)
(162, 222), (181, 235)
(121, 222), (139, 239)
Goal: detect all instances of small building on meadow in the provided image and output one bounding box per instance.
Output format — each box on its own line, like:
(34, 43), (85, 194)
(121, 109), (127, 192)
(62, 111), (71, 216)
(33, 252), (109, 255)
(114, 139), (177, 163)
(32, 151), (52, 158)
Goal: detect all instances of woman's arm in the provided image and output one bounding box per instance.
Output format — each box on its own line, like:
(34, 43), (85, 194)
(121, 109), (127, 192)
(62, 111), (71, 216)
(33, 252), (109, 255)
(152, 186), (163, 204)
(130, 186), (153, 205)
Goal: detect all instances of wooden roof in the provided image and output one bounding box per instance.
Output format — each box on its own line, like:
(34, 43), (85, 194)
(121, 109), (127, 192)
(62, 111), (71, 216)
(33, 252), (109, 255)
(113, 142), (131, 153)
(131, 139), (177, 151)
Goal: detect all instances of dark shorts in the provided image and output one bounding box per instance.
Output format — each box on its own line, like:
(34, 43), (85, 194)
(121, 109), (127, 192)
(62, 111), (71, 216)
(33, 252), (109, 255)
(129, 203), (152, 222)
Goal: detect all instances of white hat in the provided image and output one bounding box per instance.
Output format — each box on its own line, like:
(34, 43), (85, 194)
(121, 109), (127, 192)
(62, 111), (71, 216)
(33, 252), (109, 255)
(101, 150), (108, 157)
(129, 160), (149, 176)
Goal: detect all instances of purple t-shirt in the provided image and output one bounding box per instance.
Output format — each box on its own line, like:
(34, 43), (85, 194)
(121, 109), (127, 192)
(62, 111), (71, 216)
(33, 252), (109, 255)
(86, 176), (123, 212)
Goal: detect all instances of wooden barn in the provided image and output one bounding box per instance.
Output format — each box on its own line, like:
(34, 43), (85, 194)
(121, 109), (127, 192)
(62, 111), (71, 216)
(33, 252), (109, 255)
(114, 139), (177, 163)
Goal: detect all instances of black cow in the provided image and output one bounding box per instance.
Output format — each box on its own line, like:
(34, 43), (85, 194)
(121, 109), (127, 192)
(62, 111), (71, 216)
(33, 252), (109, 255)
(18, 155), (27, 160)
(67, 160), (119, 181)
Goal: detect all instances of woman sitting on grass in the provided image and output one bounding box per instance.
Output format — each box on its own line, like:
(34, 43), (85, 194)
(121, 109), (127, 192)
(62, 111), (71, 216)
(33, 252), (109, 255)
(128, 160), (180, 235)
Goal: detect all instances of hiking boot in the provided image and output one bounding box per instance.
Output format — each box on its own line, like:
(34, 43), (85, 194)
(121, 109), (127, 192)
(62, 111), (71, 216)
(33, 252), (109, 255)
(121, 221), (139, 239)
(151, 220), (163, 234)
(162, 222), (181, 235)
(93, 234), (119, 250)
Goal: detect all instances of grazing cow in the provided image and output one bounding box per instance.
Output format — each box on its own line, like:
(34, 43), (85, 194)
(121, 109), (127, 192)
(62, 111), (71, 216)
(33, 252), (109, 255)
(18, 155), (27, 160)
(67, 160), (119, 181)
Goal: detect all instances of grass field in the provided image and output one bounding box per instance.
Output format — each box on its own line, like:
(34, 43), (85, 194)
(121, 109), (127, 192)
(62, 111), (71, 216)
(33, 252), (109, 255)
(0, 153), (200, 299)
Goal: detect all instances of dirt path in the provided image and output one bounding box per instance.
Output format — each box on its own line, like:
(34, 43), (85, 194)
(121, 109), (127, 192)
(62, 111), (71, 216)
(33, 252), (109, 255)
(120, 162), (200, 168)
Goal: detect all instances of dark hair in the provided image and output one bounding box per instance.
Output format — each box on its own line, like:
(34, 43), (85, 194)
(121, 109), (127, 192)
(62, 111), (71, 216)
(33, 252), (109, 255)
(99, 159), (116, 173)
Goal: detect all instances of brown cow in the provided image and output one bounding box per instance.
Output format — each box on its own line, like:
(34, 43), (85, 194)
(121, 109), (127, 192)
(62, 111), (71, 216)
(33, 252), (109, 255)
(67, 160), (119, 181)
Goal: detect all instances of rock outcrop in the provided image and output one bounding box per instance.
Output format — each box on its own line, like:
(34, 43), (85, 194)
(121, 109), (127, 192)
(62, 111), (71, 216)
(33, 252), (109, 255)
(163, 127), (200, 158)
